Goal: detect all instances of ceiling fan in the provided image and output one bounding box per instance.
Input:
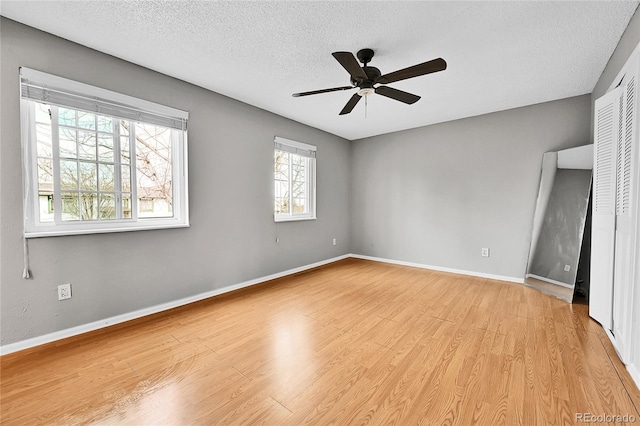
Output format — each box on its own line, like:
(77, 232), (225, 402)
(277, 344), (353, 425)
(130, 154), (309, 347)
(292, 48), (447, 115)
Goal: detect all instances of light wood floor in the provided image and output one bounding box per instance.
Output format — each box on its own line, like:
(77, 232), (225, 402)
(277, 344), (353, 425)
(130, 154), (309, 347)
(2, 258), (639, 425)
(523, 276), (576, 303)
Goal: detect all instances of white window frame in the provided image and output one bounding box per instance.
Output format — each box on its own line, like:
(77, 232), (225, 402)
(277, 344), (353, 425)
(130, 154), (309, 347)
(20, 68), (189, 238)
(274, 136), (316, 222)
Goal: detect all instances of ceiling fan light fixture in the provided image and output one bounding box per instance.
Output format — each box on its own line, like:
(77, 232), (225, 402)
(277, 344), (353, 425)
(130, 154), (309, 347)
(357, 88), (375, 97)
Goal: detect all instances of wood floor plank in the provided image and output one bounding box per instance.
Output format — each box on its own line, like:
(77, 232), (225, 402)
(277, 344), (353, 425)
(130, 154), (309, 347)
(2, 258), (638, 425)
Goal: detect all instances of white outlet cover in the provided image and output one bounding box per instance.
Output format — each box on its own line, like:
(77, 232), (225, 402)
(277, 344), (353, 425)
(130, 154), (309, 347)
(58, 283), (72, 300)
(564, 265), (571, 272)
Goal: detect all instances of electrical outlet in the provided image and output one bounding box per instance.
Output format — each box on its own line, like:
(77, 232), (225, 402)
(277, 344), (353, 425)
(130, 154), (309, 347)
(58, 283), (72, 300)
(332, 238), (337, 246)
(481, 248), (490, 257)
(564, 265), (571, 272)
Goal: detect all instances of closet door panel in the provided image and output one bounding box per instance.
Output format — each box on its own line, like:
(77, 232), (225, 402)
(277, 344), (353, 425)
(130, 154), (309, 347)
(613, 72), (637, 360)
(590, 87), (621, 330)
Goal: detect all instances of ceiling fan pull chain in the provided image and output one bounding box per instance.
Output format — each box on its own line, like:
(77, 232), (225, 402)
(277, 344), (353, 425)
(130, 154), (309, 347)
(365, 95), (368, 118)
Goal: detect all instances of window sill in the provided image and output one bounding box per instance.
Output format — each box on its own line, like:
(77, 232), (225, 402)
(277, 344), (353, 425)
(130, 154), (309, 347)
(24, 221), (189, 238)
(274, 215), (317, 223)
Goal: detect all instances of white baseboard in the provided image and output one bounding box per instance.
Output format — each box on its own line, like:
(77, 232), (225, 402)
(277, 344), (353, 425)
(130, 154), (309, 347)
(628, 363), (640, 392)
(604, 328), (626, 361)
(0, 254), (350, 356)
(349, 254), (523, 283)
(603, 329), (640, 392)
(525, 273), (574, 289)
(602, 327), (639, 391)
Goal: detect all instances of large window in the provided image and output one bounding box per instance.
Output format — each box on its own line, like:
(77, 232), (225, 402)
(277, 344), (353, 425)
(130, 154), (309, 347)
(274, 137), (316, 222)
(20, 68), (189, 237)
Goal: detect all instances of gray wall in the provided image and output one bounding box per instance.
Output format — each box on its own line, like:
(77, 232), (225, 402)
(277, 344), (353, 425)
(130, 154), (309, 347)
(350, 95), (592, 279)
(0, 18), (351, 346)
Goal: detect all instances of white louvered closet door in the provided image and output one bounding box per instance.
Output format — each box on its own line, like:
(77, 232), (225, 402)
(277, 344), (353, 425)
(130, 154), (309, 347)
(612, 71), (637, 360)
(590, 58), (639, 357)
(590, 86), (621, 330)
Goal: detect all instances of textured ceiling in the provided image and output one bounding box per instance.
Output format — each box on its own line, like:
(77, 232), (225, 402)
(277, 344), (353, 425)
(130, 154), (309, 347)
(1, 1), (638, 140)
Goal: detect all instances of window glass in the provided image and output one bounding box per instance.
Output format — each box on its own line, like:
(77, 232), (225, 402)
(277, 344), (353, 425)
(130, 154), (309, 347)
(273, 138), (316, 221)
(23, 102), (187, 236)
(135, 123), (173, 218)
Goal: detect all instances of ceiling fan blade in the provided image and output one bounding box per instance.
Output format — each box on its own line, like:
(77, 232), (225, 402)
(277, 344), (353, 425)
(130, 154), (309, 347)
(378, 58), (447, 84)
(339, 93), (362, 115)
(332, 52), (368, 80)
(375, 86), (421, 104)
(292, 86), (354, 97)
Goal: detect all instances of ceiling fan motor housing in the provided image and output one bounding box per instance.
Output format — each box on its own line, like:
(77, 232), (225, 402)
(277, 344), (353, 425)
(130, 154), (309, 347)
(351, 66), (382, 89)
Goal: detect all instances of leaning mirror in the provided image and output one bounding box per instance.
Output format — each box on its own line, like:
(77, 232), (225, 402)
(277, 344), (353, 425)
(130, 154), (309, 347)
(524, 145), (593, 302)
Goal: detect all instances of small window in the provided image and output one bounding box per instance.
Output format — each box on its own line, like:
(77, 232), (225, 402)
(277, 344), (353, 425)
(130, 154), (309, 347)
(20, 68), (189, 237)
(274, 137), (316, 222)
